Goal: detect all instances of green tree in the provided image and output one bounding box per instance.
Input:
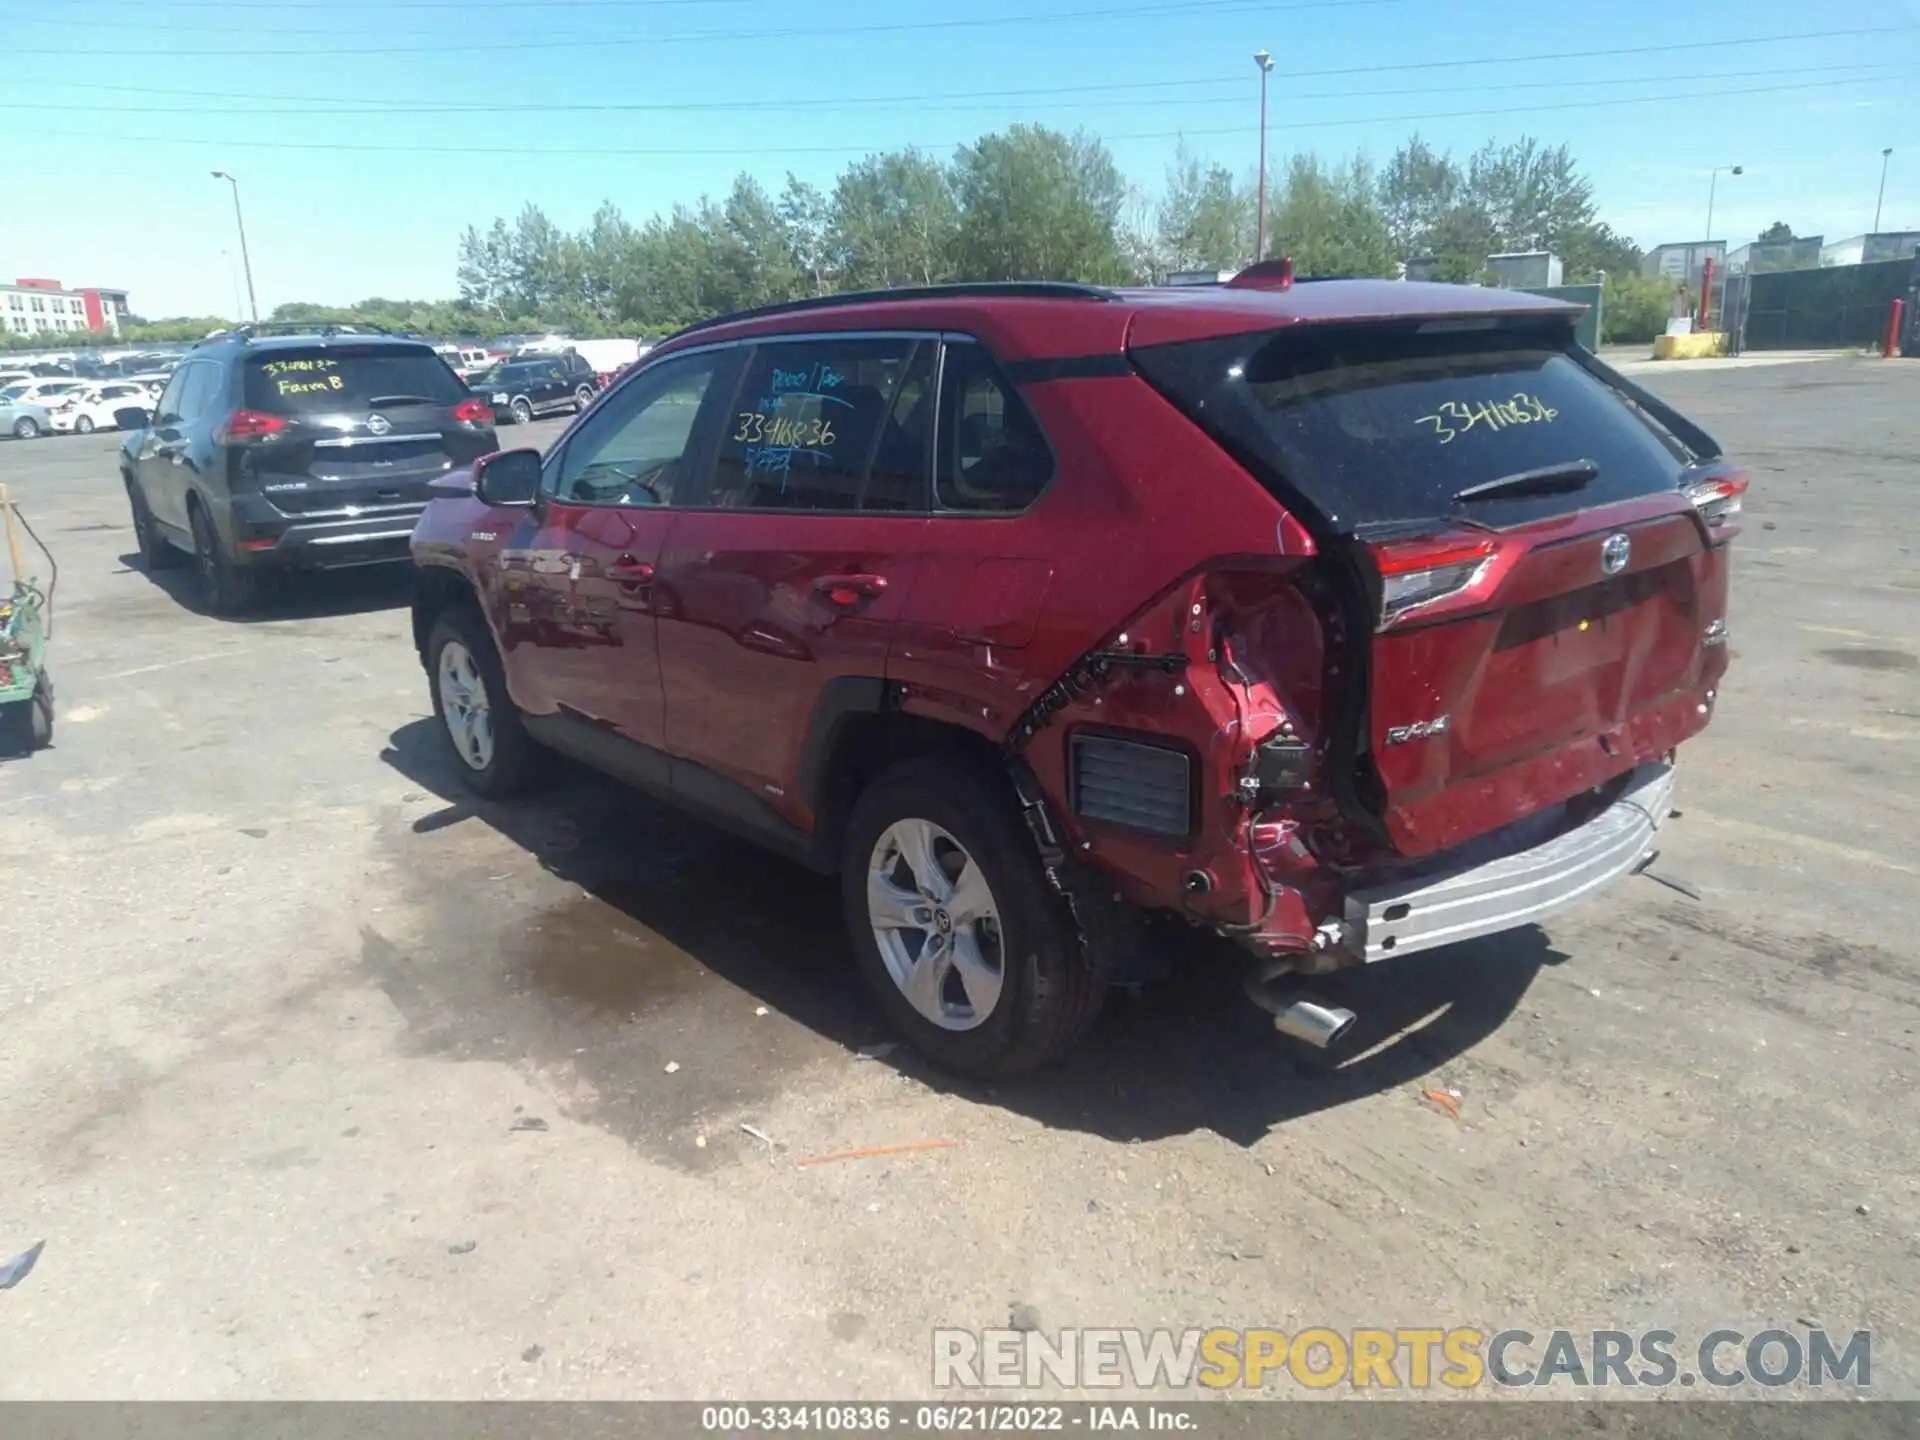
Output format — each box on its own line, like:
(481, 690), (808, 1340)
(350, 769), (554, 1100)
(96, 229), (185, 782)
(828, 149), (959, 290)
(1267, 154), (1398, 278)
(455, 219), (515, 317)
(1602, 272), (1678, 345)
(1378, 135), (1460, 260)
(1757, 221), (1795, 242)
(1556, 221), (1642, 283)
(1462, 137), (1597, 254)
(778, 176), (835, 296)
(949, 125), (1131, 283)
(1156, 143), (1254, 273)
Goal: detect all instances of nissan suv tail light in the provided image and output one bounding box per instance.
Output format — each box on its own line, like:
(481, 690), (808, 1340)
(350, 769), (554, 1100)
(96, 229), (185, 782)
(1687, 472), (1748, 540)
(1369, 534), (1497, 628)
(216, 408), (289, 443)
(451, 396), (491, 424)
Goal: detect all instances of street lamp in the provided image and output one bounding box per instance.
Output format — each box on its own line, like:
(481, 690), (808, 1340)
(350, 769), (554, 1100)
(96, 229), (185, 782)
(1254, 48), (1275, 263)
(1874, 148), (1893, 235)
(1704, 164), (1743, 244)
(211, 170), (259, 322)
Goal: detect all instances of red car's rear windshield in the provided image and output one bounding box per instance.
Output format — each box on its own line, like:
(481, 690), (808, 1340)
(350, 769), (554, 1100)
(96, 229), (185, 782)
(1132, 318), (1689, 532)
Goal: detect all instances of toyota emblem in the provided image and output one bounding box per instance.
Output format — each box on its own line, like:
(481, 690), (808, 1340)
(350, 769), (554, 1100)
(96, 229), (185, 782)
(366, 413), (391, 436)
(1600, 532), (1631, 576)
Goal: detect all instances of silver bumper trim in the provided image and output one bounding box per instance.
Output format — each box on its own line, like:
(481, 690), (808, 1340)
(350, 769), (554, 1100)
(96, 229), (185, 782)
(305, 529), (417, 546)
(1343, 762), (1676, 962)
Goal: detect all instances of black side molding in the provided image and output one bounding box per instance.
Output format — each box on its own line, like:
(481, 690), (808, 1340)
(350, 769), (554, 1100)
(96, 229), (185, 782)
(523, 711), (832, 873)
(1001, 353), (1134, 384)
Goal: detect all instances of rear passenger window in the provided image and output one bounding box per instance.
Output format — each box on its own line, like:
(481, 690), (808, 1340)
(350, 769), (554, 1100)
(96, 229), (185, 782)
(936, 342), (1053, 512)
(708, 337), (931, 513)
(177, 362), (225, 422)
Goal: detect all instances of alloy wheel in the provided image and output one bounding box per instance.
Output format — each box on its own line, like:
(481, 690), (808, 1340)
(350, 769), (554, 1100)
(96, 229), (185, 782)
(437, 640), (495, 771)
(866, 818), (1005, 1031)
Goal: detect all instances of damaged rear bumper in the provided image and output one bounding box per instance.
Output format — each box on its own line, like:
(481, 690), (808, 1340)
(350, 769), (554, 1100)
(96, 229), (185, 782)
(1332, 761), (1677, 963)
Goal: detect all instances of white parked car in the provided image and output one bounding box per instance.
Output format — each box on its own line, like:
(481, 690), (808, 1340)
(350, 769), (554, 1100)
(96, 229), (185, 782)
(49, 380), (151, 434)
(6, 378), (86, 411)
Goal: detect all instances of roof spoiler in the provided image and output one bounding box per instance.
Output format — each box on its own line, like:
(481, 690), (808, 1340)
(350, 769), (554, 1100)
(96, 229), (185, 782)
(1225, 257), (1295, 291)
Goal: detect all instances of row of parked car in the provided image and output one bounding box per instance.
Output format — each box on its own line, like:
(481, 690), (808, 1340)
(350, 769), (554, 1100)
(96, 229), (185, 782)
(0, 373), (171, 439)
(1, 342), (628, 440)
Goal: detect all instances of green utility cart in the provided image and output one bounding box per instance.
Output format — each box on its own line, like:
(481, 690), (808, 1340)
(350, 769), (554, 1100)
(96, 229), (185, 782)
(0, 485), (54, 756)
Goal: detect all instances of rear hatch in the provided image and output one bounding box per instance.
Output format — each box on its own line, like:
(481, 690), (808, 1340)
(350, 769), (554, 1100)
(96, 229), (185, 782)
(1132, 312), (1738, 857)
(239, 344), (494, 515)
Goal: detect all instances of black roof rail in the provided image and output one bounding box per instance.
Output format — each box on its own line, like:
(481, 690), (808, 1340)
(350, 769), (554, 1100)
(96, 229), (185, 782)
(667, 281), (1120, 340)
(196, 319), (398, 346)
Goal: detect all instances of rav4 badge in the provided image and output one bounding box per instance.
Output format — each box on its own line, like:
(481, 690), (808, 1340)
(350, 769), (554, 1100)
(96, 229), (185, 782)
(1385, 715), (1450, 746)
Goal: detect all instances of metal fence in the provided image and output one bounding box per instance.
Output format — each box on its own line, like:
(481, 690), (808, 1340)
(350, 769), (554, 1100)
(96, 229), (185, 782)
(1732, 257), (1915, 351)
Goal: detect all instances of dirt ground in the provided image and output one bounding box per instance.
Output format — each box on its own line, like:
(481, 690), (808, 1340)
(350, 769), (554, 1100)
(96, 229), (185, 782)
(0, 358), (1915, 1400)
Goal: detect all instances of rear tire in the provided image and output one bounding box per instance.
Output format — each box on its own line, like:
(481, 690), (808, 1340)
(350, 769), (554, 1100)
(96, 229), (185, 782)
(126, 476), (182, 570)
(841, 758), (1102, 1076)
(188, 499), (259, 616)
(12, 417), (38, 439)
(510, 398), (533, 426)
(427, 606), (543, 797)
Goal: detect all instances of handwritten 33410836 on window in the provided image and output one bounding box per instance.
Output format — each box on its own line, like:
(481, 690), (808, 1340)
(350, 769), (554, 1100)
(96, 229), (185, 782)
(1416, 392), (1559, 443)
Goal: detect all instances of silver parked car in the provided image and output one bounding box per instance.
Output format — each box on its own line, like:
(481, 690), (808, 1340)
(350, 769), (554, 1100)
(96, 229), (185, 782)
(0, 388), (53, 440)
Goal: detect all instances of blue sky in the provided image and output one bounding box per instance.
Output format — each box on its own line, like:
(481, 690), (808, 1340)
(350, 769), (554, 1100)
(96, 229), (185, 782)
(2, 0), (1915, 318)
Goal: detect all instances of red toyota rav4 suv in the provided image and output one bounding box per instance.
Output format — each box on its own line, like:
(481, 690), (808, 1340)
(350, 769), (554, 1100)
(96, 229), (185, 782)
(410, 269), (1741, 1076)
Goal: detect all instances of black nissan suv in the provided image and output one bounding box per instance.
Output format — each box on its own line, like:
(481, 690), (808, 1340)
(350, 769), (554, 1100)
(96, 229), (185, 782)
(117, 324), (497, 614)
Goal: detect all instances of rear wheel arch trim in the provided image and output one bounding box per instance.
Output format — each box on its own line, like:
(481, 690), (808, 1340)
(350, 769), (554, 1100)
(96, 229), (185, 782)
(797, 675), (890, 817)
(411, 564), (485, 665)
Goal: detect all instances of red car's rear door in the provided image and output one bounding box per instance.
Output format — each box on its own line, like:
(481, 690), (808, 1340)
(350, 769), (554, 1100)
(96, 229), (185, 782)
(654, 334), (935, 835)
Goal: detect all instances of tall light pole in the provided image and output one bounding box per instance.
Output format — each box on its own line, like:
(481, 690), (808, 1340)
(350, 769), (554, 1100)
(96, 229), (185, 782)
(1704, 163), (1743, 245)
(211, 170), (258, 322)
(1874, 147), (1893, 234)
(1254, 48), (1275, 263)
(221, 249), (244, 322)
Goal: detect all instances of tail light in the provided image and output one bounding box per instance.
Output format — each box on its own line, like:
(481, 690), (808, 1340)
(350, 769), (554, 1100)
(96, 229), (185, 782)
(1368, 533), (1497, 628)
(217, 409), (288, 443)
(1687, 472), (1748, 541)
(451, 396), (492, 424)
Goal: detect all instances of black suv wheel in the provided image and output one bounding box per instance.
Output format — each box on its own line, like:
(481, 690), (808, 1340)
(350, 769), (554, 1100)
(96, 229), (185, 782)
(189, 500), (259, 615)
(841, 758), (1102, 1076)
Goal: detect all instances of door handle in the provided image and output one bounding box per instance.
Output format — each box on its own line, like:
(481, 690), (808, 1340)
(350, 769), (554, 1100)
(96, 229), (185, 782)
(609, 554), (655, 585)
(814, 573), (888, 608)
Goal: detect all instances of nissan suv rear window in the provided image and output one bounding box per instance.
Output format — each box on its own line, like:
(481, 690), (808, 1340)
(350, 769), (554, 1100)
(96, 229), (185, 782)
(243, 345), (468, 415)
(1133, 319), (1688, 532)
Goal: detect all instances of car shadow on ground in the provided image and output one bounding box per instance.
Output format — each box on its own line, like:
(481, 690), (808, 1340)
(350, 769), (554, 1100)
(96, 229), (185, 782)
(381, 718), (1554, 1147)
(118, 552), (415, 622)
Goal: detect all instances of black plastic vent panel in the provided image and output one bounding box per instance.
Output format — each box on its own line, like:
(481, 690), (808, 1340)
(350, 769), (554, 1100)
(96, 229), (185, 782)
(1070, 733), (1194, 838)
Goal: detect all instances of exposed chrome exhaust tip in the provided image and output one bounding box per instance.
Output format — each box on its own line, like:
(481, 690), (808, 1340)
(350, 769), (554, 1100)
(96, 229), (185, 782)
(1243, 962), (1358, 1049)
(1269, 997), (1358, 1049)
